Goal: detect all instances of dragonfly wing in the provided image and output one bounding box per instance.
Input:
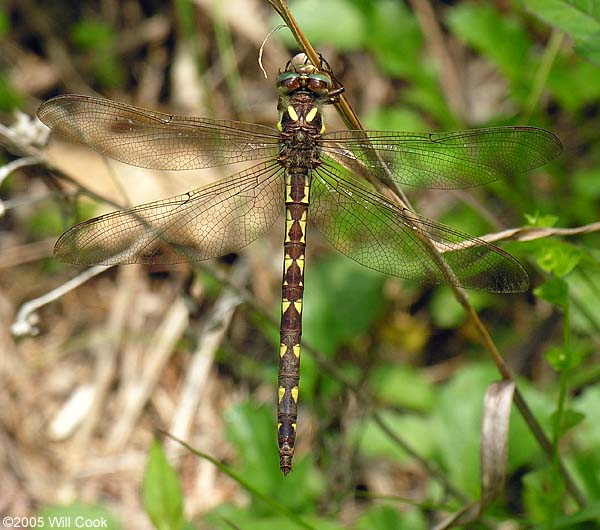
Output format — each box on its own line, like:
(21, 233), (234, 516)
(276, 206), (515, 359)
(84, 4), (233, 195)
(309, 163), (528, 292)
(320, 127), (562, 189)
(38, 95), (280, 170)
(55, 161), (284, 265)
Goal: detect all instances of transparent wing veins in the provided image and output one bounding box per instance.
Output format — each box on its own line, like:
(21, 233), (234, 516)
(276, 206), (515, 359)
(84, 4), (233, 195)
(38, 94), (280, 170)
(54, 161), (284, 265)
(320, 127), (562, 189)
(309, 162), (528, 292)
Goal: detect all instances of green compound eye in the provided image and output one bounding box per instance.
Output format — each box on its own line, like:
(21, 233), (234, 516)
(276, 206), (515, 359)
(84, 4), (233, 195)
(277, 72), (301, 93)
(307, 73), (332, 95)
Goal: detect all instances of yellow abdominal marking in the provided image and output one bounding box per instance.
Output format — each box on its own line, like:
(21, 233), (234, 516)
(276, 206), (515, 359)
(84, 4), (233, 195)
(291, 386), (299, 402)
(280, 344), (287, 357)
(282, 300), (291, 313)
(305, 107), (318, 123)
(301, 185), (310, 204)
(291, 423), (297, 431)
(279, 386), (285, 402)
(287, 105), (299, 122)
(293, 344), (301, 358)
(277, 120), (283, 132)
(320, 123), (326, 134)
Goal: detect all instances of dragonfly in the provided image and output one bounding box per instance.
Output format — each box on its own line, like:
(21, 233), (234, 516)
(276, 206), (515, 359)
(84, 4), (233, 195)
(38, 53), (562, 475)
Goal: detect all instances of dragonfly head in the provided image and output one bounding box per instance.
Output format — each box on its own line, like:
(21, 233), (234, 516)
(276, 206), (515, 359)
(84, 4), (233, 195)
(277, 53), (333, 98)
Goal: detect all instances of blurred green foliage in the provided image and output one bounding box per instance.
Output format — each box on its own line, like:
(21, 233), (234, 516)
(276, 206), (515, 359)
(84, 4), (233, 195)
(0, 72), (23, 110)
(524, 0), (600, 66)
(9, 0), (598, 528)
(70, 20), (124, 87)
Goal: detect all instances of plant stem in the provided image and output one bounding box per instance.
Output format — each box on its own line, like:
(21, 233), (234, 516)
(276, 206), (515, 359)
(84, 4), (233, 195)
(548, 292), (572, 529)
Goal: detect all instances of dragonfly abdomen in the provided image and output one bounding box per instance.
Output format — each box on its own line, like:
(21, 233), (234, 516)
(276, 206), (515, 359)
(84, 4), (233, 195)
(278, 168), (311, 474)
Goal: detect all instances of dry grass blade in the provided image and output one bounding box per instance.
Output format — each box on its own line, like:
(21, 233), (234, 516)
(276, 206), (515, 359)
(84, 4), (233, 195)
(480, 381), (516, 509)
(70, 266), (143, 452)
(106, 295), (189, 451)
(431, 382), (515, 528)
(166, 260), (248, 455)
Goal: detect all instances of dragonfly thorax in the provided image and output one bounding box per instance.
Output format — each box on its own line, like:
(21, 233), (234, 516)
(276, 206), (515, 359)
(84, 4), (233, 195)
(277, 92), (324, 171)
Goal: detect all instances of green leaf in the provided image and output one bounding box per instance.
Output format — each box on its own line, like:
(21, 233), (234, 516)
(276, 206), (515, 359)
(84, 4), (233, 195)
(430, 364), (552, 496)
(547, 57), (600, 112)
(355, 505), (427, 530)
(364, 106), (427, 133)
(354, 410), (436, 463)
(369, 364), (435, 412)
(524, 0), (600, 65)
(522, 468), (554, 523)
(573, 385), (600, 439)
(70, 20), (115, 51)
(365, 1), (454, 126)
(524, 211), (559, 228)
(142, 439), (184, 530)
(275, 0), (366, 51)
(429, 286), (493, 329)
(573, 167), (600, 199)
(303, 255), (385, 356)
(366, 0), (421, 77)
(545, 346), (569, 371)
(534, 277), (569, 307)
(447, 3), (533, 87)
(550, 407), (585, 436)
(545, 342), (586, 371)
(25, 202), (65, 239)
(528, 502), (600, 530)
(534, 240), (583, 277)
(428, 286), (466, 328)
(0, 72), (23, 111)
(224, 401), (324, 513)
(576, 30), (600, 64)
(0, 10), (8, 38)
(203, 507), (343, 530)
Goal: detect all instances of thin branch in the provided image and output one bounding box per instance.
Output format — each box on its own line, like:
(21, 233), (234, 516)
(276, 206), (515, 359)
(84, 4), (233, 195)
(0, 156), (43, 187)
(12, 265), (110, 337)
(439, 221), (600, 252)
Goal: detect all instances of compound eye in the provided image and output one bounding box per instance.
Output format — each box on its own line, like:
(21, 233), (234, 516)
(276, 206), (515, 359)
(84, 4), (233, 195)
(277, 73), (301, 93)
(307, 74), (332, 95)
